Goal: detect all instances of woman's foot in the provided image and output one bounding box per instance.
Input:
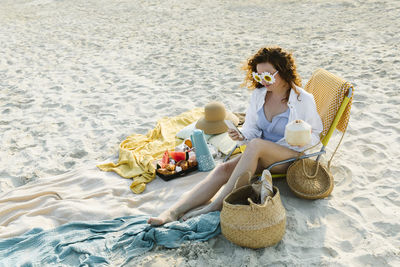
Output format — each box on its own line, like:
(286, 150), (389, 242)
(147, 210), (178, 226)
(181, 203), (220, 221)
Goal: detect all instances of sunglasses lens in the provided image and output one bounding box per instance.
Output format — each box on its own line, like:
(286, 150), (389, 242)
(253, 72), (262, 83)
(263, 75), (271, 82)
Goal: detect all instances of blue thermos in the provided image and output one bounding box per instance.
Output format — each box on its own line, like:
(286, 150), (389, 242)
(190, 129), (216, 172)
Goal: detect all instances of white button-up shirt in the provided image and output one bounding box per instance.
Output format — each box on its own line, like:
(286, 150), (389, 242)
(240, 86), (323, 152)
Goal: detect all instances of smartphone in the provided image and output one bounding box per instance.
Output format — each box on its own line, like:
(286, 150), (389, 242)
(224, 120), (243, 139)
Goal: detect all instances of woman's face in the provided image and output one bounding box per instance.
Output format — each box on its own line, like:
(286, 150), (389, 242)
(255, 62), (281, 90)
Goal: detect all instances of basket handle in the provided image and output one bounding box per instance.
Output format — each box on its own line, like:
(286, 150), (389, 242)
(294, 140), (321, 179)
(233, 171), (252, 190)
(302, 159), (320, 179)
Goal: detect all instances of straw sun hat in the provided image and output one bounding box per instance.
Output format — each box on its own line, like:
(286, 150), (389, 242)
(196, 102), (239, 135)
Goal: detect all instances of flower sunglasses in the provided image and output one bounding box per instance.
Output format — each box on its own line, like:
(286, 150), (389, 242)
(252, 70), (279, 85)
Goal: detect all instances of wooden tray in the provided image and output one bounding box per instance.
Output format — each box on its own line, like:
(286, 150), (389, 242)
(156, 165), (198, 181)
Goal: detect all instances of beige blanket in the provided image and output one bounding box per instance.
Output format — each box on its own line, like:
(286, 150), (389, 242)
(0, 160), (209, 239)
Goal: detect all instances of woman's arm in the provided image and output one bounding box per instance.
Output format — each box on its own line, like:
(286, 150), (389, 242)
(306, 94), (324, 146)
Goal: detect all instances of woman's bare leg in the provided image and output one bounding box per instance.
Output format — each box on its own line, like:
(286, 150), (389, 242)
(181, 138), (300, 220)
(147, 155), (241, 225)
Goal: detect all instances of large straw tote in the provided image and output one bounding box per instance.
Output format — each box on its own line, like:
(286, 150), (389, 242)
(220, 171), (286, 249)
(286, 158), (333, 199)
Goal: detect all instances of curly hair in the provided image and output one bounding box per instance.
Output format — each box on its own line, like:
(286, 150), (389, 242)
(241, 46), (302, 101)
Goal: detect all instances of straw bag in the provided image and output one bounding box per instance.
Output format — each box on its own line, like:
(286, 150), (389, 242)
(220, 171), (286, 249)
(286, 158), (334, 199)
(285, 137), (344, 200)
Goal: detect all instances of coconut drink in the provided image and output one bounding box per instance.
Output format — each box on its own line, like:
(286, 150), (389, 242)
(285, 119), (312, 147)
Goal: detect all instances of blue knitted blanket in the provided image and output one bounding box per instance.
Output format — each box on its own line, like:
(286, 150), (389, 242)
(0, 212), (221, 267)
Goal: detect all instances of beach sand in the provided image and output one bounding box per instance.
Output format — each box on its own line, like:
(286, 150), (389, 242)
(1, 0), (399, 266)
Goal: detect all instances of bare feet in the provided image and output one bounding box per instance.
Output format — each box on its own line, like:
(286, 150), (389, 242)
(147, 210), (178, 226)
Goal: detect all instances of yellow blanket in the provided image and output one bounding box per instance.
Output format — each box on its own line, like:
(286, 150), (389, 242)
(97, 108), (204, 194)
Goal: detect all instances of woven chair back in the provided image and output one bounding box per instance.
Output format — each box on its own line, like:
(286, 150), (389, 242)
(304, 68), (354, 135)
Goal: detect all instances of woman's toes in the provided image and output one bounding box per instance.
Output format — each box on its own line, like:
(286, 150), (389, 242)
(147, 217), (164, 226)
(147, 210), (178, 226)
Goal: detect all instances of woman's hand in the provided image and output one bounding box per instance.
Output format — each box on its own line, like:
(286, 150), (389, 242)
(228, 129), (245, 141)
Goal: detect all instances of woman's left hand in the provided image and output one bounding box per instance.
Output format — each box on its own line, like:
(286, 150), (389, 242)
(228, 129), (244, 141)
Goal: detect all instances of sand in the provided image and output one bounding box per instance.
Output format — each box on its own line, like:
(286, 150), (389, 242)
(1, 0), (399, 266)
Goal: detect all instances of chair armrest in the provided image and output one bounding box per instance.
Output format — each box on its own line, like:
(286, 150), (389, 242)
(266, 150), (326, 171)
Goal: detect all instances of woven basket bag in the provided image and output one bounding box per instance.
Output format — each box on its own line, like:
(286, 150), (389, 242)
(220, 171), (286, 249)
(286, 158), (334, 199)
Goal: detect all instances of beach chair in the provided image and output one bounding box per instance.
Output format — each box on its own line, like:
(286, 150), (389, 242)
(267, 68), (354, 178)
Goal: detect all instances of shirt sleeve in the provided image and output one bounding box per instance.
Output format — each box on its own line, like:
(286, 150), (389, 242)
(240, 90), (262, 141)
(306, 95), (324, 146)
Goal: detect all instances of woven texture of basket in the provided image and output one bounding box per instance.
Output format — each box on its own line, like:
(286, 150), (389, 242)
(286, 158), (334, 199)
(220, 174), (286, 249)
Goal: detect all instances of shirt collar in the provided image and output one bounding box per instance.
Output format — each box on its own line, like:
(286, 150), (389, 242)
(259, 87), (298, 104)
(288, 86), (301, 104)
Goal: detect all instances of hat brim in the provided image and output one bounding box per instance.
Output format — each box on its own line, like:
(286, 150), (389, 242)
(196, 118), (228, 135)
(195, 111), (240, 135)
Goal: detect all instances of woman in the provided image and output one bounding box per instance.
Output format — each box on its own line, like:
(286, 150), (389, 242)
(148, 46), (323, 225)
